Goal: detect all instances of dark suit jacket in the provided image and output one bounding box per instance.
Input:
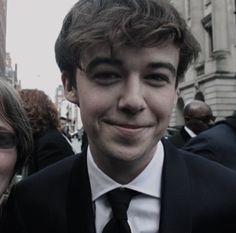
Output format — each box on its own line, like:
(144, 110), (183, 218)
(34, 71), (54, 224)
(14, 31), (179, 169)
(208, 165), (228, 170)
(28, 128), (75, 175)
(168, 126), (192, 148)
(1, 139), (236, 233)
(184, 116), (236, 171)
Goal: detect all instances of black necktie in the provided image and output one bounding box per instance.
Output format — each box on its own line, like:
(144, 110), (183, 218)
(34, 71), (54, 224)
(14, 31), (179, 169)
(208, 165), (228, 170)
(102, 188), (137, 233)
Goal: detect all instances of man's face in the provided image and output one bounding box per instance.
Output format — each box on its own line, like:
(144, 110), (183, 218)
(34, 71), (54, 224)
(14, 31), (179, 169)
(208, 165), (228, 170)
(64, 43), (178, 177)
(187, 110), (215, 134)
(60, 118), (67, 132)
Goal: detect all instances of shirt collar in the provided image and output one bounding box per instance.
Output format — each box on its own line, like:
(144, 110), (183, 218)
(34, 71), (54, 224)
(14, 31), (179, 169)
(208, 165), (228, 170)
(87, 141), (164, 201)
(184, 126), (197, 138)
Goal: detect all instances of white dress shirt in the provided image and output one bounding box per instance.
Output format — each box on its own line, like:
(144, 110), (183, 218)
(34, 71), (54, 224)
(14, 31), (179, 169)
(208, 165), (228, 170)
(87, 141), (164, 233)
(184, 126), (197, 138)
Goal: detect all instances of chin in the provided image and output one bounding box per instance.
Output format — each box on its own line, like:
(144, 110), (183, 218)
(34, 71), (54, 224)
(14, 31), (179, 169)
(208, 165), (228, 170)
(108, 144), (151, 162)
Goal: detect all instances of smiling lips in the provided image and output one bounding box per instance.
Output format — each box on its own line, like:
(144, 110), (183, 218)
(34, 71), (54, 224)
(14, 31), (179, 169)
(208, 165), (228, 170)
(104, 120), (151, 136)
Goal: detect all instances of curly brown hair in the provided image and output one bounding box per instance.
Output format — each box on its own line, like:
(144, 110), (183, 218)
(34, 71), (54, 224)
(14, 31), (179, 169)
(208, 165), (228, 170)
(19, 89), (60, 137)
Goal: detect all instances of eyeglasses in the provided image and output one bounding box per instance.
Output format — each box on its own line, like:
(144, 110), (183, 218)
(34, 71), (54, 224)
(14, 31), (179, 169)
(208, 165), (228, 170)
(0, 131), (17, 149)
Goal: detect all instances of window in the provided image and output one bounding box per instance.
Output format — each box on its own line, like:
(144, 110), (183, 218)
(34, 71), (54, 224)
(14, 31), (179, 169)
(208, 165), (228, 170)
(201, 14), (213, 55)
(234, 1), (236, 45)
(185, 0), (191, 21)
(195, 92), (205, 102)
(204, 0), (211, 7)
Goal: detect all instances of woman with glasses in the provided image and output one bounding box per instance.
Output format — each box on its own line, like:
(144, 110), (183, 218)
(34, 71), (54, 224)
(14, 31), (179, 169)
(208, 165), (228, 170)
(0, 78), (33, 214)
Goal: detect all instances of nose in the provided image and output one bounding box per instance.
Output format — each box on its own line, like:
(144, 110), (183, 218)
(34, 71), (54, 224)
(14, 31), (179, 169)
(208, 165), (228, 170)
(118, 76), (146, 115)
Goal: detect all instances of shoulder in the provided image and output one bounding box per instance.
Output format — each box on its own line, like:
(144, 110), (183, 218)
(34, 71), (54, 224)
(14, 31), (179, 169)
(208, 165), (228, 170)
(35, 128), (73, 153)
(0, 154), (87, 232)
(36, 128), (64, 142)
(165, 139), (236, 215)
(167, 127), (189, 148)
(15, 154), (83, 197)
(185, 122), (235, 150)
(198, 122), (233, 138)
(163, 138), (236, 182)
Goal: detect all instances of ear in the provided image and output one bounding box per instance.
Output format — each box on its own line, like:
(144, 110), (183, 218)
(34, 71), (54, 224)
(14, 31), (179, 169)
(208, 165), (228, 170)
(184, 116), (190, 123)
(61, 72), (79, 105)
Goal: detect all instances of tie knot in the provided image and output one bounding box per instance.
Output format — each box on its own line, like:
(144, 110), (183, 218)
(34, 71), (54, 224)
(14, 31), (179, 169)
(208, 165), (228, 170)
(106, 188), (138, 220)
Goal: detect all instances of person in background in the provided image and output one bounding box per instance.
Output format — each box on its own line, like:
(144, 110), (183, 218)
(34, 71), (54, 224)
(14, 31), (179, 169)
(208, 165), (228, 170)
(19, 89), (75, 175)
(80, 128), (88, 152)
(0, 78), (33, 215)
(59, 116), (72, 141)
(2, 1), (236, 232)
(184, 111), (236, 171)
(168, 100), (215, 148)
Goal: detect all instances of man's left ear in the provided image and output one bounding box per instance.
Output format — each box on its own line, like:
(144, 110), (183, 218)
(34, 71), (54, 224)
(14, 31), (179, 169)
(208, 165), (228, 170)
(61, 72), (79, 105)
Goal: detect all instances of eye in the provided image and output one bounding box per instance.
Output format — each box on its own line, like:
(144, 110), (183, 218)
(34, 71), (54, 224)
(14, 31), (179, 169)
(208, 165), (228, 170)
(144, 73), (170, 86)
(92, 72), (121, 85)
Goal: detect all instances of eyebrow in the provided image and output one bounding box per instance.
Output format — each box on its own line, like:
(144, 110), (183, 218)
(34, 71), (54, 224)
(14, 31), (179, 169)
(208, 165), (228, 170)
(147, 62), (177, 77)
(85, 56), (177, 76)
(85, 57), (122, 73)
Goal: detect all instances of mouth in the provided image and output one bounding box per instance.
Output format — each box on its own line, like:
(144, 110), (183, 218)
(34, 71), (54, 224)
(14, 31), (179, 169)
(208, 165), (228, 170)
(103, 120), (152, 136)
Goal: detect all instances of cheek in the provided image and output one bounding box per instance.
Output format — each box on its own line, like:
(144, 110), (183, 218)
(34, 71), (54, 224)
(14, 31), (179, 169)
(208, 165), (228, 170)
(163, 90), (177, 115)
(79, 90), (114, 124)
(0, 149), (17, 177)
(149, 90), (177, 119)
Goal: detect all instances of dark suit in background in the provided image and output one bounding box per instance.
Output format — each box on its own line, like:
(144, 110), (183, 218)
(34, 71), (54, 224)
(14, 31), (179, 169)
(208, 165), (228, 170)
(28, 128), (75, 175)
(167, 127), (192, 148)
(184, 114), (236, 171)
(2, 139), (236, 233)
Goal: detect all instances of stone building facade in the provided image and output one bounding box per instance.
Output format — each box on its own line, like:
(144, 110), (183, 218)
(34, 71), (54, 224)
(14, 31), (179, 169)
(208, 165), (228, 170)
(170, 0), (236, 126)
(55, 85), (83, 133)
(0, 0), (7, 77)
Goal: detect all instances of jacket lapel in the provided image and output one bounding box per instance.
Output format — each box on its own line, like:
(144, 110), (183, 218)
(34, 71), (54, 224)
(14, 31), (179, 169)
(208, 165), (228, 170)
(181, 127), (192, 142)
(67, 150), (96, 233)
(159, 139), (192, 233)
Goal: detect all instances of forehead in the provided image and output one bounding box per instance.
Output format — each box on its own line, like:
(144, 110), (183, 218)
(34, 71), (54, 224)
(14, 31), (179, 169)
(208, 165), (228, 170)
(199, 106), (212, 115)
(81, 43), (180, 70)
(192, 105), (211, 116)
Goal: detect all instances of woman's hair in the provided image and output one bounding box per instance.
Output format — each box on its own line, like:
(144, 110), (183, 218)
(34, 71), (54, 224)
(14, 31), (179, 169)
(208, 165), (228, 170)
(55, 0), (201, 87)
(0, 78), (33, 172)
(19, 89), (60, 137)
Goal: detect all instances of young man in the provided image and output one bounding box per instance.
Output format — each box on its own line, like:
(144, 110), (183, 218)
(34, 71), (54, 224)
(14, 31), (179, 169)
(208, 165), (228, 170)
(2, 0), (236, 232)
